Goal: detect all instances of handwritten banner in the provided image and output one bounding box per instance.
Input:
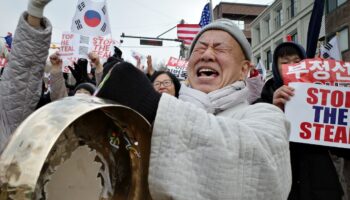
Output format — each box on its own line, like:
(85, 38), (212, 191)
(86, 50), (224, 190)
(282, 58), (350, 87)
(285, 82), (350, 149)
(166, 57), (188, 81)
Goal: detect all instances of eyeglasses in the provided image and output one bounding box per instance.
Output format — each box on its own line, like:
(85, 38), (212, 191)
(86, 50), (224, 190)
(153, 80), (173, 88)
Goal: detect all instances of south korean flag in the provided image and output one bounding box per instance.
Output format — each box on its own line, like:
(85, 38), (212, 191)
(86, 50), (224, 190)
(71, 0), (111, 36)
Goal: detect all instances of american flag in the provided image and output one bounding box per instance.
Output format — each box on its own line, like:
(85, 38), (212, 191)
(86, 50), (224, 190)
(177, 24), (201, 46)
(199, 3), (211, 28)
(177, 3), (211, 46)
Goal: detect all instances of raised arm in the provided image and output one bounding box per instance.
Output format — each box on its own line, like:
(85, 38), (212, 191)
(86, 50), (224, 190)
(0, 0), (52, 152)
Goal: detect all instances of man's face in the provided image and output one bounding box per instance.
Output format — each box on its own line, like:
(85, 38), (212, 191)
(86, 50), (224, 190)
(187, 30), (250, 93)
(277, 54), (301, 77)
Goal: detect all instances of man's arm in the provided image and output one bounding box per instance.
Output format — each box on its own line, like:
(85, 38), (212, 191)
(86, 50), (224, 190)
(149, 95), (291, 199)
(0, 0), (52, 152)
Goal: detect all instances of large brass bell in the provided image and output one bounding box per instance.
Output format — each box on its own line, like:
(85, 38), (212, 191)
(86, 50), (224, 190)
(0, 96), (152, 200)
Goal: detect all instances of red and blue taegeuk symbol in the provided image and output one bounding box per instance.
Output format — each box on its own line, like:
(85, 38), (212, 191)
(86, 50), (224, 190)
(84, 10), (101, 27)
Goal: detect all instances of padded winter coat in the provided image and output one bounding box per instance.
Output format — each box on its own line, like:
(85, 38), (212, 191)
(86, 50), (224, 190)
(0, 12), (52, 152)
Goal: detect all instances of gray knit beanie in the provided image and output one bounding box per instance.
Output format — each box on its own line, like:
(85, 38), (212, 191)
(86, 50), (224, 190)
(188, 18), (252, 60)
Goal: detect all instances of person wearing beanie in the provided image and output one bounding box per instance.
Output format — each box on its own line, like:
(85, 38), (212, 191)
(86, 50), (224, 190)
(0, 0), (52, 152)
(96, 18), (291, 199)
(255, 43), (346, 199)
(74, 82), (96, 96)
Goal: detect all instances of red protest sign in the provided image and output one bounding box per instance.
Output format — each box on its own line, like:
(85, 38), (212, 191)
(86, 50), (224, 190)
(282, 58), (350, 87)
(166, 57), (188, 80)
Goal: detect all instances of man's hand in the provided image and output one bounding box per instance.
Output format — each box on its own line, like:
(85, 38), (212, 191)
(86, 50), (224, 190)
(49, 52), (62, 73)
(146, 55), (154, 75)
(273, 85), (295, 111)
(28, 0), (52, 18)
(88, 52), (103, 73)
(68, 58), (93, 85)
(135, 57), (143, 71)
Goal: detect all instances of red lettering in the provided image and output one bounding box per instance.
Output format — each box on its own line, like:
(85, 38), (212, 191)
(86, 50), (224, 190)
(331, 90), (344, 107)
(61, 40), (69, 46)
(334, 126), (347, 144)
(300, 122), (312, 139)
(62, 34), (73, 40)
(61, 46), (73, 52)
(319, 89), (331, 106)
(307, 88), (318, 104)
(346, 92), (350, 108)
(314, 123), (324, 141)
(324, 125), (334, 142)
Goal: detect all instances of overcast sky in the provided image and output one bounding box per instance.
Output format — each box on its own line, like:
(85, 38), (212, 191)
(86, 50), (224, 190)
(0, 0), (273, 65)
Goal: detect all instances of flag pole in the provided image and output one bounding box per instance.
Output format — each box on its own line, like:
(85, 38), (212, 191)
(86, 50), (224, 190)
(209, 0), (214, 22)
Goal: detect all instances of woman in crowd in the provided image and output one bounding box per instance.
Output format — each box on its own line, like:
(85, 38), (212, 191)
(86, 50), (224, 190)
(150, 71), (180, 97)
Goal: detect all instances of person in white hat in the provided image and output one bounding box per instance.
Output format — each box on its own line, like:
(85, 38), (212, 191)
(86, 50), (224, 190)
(97, 18), (291, 199)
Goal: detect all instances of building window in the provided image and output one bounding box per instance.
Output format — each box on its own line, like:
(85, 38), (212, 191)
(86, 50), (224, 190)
(264, 17), (270, 35)
(266, 50), (272, 70)
(275, 6), (283, 29)
(338, 0), (347, 6)
(255, 26), (261, 44)
(339, 28), (349, 52)
(232, 20), (245, 30)
(327, 0), (347, 13)
(256, 56), (261, 64)
(288, 0), (297, 19)
(291, 32), (298, 43)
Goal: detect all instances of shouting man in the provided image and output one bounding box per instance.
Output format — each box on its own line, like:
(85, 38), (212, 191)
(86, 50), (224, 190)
(98, 19), (292, 199)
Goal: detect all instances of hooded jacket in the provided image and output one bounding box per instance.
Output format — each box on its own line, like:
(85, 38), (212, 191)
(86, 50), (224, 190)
(255, 42), (344, 200)
(255, 42), (306, 104)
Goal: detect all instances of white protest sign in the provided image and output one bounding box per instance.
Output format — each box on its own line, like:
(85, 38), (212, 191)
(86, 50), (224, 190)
(285, 82), (350, 149)
(59, 32), (116, 72)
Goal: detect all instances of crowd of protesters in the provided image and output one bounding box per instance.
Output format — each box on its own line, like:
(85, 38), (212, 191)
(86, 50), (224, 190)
(1, 0), (350, 199)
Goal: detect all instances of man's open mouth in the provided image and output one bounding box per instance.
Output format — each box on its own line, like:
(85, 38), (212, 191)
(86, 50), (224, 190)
(197, 68), (219, 77)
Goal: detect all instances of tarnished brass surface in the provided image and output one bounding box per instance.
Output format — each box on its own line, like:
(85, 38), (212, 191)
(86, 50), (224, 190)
(0, 96), (152, 200)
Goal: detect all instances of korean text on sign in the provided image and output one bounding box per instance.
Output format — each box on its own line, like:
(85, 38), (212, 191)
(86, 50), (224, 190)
(282, 58), (350, 87)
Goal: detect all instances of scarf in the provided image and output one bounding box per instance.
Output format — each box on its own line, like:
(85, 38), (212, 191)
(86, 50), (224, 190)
(179, 81), (249, 114)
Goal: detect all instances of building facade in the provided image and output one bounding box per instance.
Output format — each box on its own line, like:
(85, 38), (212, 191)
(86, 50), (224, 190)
(250, 0), (315, 72)
(325, 0), (350, 61)
(213, 2), (267, 44)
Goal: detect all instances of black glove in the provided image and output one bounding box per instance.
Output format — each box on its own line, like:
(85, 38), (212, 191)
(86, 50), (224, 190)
(96, 62), (161, 123)
(68, 58), (93, 85)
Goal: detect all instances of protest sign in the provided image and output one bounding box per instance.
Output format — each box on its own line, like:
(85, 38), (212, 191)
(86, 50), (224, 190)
(166, 57), (188, 80)
(90, 36), (115, 59)
(59, 32), (116, 72)
(285, 82), (350, 149)
(0, 57), (7, 69)
(282, 58), (350, 87)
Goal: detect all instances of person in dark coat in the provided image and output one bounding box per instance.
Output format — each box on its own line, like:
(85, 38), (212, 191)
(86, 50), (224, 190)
(255, 42), (344, 200)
